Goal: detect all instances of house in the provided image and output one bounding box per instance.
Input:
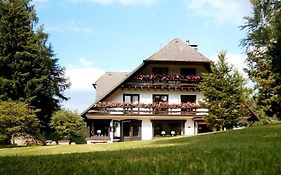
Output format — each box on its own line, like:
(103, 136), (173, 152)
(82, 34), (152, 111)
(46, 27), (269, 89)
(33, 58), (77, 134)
(81, 38), (212, 144)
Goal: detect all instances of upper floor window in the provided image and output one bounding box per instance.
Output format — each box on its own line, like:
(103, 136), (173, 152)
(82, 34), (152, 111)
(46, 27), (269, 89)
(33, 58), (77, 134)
(153, 94), (168, 103)
(181, 95), (196, 103)
(153, 67), (169, 75)
(123, 94), (139, 103)
(181, 68), (196, 76)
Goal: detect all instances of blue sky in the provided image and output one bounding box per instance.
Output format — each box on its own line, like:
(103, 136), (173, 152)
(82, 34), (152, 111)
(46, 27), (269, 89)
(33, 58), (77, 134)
(32, 0), (252, 113)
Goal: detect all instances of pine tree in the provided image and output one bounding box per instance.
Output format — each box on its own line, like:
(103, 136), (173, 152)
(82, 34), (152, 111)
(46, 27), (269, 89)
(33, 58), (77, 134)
(241, 0), (281, 118)
(199, 51), (249, 130)
(0, 0), (70, 129)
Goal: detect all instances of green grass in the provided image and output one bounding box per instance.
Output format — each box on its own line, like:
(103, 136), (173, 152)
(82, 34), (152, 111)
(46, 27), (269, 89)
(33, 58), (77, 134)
(1, 123), (281, 175)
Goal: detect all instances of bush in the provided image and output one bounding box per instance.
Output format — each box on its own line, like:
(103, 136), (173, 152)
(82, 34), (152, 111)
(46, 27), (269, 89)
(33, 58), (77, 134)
(50, 109), (86, 143)
(0, 101), (40, 141)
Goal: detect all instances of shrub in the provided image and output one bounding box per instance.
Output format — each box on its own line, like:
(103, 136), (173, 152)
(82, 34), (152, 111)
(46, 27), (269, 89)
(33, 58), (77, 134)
(0, 101), (40, 141)
(50, 109), (86, 143)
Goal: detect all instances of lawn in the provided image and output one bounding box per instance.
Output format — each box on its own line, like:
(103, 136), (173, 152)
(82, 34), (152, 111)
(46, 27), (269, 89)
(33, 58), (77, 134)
(0, 123), (281, 175)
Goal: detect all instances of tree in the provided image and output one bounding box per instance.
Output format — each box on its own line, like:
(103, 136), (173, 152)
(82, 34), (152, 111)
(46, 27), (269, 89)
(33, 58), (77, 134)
(199, 51), (249, 130)
(0, 101), (40, 142)
(50, 110), (86, 143)
(241, 0), (281, 118)
(0, 0), (70, 129)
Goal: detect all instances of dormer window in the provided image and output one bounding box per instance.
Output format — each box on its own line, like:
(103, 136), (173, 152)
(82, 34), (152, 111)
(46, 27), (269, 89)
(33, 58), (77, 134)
(152, 67), (168, 75)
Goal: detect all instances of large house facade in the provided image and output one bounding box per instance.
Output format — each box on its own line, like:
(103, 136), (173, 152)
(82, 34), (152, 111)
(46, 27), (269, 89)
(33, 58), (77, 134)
(82, 38), (212, 143)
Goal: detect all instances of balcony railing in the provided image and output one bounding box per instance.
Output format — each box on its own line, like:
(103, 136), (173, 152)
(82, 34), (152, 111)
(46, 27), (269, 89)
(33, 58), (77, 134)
(122, 74), (202, 90)
(88, 102), (208, 116)
(134, 74), (202, 82)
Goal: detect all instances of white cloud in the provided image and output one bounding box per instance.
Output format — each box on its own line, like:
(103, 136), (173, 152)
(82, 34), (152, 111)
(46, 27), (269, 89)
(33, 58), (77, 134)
(185, 0), (251, 25)
(66, 67), (105, 90)
(45, 22), (93, 33)
(78, 57), (93, 67)
(71, 0), (160, 6)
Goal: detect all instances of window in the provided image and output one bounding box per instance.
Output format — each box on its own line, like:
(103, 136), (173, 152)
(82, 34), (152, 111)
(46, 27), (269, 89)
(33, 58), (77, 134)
(123, 94), (139, 103)
(181, 68), (196, 76)
(153, 67), (169, 74)
(153, 95), (168, 113)
(153, 94), (168, 103)
(181, 95), (196, 103)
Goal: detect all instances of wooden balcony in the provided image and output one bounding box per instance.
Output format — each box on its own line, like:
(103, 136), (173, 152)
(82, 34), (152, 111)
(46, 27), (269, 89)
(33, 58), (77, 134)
(88, 107), (208, 116)
(121, 74), (202, 90)
(87, 102), (208, 117)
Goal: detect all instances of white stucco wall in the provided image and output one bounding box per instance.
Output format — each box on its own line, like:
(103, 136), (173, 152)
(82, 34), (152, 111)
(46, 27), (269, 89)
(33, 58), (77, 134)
(141, 119), (153, 140)
(106, 89), (204, 104)
(185, 119), (195, 136)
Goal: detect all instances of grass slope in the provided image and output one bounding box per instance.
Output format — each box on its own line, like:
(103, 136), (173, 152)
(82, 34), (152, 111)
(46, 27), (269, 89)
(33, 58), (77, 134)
(1, 124), (281, 175)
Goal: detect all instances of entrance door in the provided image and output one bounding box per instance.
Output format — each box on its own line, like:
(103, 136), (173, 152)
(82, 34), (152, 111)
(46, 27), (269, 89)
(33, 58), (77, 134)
(120, 120), (141, 141)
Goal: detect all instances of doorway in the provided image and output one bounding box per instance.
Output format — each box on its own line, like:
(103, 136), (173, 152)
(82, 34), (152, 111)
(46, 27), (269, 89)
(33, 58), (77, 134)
(120, 120), (141, 141)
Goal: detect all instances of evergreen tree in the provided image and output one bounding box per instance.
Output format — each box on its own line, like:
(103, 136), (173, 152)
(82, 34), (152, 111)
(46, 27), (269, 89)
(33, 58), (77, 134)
(241, 0), (281, 118)
(200, 51), (249, 130)
(0, 0), (70, 129)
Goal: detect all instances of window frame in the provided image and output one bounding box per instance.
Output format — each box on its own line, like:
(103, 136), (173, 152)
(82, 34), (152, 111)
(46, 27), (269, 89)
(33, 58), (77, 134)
(123, 94), (140, 103)
(152, 94), (169, 104)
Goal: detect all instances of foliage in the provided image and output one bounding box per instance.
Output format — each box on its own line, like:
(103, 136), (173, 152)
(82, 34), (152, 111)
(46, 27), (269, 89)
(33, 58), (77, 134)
(200, 51), (250, 130)
(95, 102), (200, 109)
(0, 101), (40, 141)
(0, 0), (70, 129)
(134, 74), (202, 82)
(0, 123), (281, 174)
(50, 110), (86, 142)
(241, 0), (281, 118)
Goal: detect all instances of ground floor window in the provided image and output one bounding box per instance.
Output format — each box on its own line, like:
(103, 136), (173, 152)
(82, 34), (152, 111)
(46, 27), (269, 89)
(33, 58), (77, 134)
(88, 119), (111, 137)
(197, 121), (212, 133)
(151, 120), (185, 137)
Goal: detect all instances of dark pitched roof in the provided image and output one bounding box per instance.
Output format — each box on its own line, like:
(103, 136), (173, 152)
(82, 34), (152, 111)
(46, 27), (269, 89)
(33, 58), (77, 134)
(147, 38), (210, 62)
(95, 72), (130, 103)
(81, 72), (129, 116)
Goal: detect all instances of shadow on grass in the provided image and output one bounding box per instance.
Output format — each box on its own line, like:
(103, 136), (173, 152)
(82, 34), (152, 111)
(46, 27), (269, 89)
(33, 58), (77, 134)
(0, 144), (23, 149)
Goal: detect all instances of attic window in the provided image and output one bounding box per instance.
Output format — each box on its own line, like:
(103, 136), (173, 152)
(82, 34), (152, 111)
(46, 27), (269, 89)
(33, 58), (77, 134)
(181, 68), (196, 76)
(153, 67), (169, 74)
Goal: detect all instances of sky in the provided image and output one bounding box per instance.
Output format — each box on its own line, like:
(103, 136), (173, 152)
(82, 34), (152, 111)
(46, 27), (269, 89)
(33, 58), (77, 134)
(32, 0), (253, 113)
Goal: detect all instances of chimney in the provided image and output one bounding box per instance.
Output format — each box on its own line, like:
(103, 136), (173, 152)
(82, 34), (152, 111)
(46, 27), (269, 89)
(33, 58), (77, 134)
(190, 44), (198, 50)
(186, 40), (198, 50)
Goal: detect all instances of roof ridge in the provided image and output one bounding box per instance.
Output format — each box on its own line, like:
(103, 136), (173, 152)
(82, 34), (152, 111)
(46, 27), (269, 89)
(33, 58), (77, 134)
(146, 38), (210, 62)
